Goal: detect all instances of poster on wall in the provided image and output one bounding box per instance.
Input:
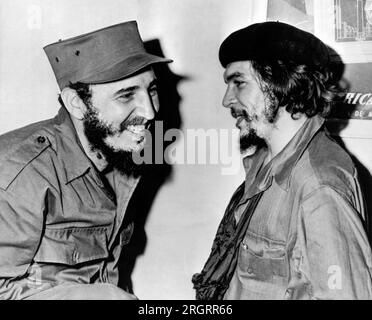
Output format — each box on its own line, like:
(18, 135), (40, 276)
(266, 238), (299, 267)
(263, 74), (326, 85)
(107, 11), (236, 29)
(314, 0), (372, 63)
(334, 0), (372, 42)
(267, 0), (372, 122)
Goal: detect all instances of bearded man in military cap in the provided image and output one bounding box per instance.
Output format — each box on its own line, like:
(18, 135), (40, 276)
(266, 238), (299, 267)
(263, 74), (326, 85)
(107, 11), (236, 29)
(193, 21), (372, 300)
(0, 21), (171, 299)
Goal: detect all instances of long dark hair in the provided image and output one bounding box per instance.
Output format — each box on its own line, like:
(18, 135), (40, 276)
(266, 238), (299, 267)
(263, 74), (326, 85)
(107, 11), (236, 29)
(250, 59), (344, 121)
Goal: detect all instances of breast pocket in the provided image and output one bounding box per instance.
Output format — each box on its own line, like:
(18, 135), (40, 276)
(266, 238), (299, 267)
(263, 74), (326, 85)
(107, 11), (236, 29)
(34, 226), (109, 265)
(238, 231), (289, 282)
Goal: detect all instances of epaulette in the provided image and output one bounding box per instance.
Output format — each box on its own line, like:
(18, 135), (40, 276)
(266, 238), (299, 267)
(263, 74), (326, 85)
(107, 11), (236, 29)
(0, 131), (51, 190)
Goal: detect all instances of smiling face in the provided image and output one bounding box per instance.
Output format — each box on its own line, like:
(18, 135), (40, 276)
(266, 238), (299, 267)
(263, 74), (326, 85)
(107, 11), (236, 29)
(222, 61), (276, 153)
(87, 69), (158, 152)
(81, 68), (158, 176)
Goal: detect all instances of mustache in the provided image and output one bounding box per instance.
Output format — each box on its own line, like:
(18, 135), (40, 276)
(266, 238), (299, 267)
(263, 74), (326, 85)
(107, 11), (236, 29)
(119, 116), (152, 132)
(231, 108), (249, 119)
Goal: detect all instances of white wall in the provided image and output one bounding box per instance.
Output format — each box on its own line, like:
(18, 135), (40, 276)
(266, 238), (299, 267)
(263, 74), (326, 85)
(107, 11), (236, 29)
(1, 0), (371, 300)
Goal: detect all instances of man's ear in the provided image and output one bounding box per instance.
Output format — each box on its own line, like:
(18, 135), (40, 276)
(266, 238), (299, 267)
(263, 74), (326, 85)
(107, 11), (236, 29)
(60, 87), (87, 120)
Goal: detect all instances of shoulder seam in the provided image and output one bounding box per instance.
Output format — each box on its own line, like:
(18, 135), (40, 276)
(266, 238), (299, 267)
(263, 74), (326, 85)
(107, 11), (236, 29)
(301, 183), (350, 205)
(0, 136), (52, 191)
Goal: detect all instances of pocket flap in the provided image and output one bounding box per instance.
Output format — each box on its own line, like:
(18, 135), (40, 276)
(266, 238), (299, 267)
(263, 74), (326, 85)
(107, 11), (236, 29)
(239, 231), (288, 279)
(34, 226), (109, 265)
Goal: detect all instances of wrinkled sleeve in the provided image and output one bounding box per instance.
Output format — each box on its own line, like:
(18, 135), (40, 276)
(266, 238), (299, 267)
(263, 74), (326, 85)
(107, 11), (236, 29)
(0, 181), (45, 299)
(299, 185), (372, 299)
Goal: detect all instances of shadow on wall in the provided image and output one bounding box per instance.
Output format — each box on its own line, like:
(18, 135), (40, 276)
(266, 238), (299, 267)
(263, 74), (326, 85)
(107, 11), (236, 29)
(325, 46), (372, 242)
(117, 39), (188, 293)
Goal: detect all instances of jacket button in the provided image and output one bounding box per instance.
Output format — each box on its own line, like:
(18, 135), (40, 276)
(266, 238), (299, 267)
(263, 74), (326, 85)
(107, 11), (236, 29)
(37, 136), (46, 144)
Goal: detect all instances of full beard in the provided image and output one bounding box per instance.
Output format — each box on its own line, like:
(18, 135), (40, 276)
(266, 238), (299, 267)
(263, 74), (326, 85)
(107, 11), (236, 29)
(232, 108), (267, 154)
(82, 106), (146, 177)
(239, 128), (267, 154)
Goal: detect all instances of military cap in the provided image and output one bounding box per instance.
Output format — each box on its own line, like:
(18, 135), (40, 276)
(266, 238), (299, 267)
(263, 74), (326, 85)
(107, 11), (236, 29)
(219, 21), (330, 68)
(44, 21), (172, 90)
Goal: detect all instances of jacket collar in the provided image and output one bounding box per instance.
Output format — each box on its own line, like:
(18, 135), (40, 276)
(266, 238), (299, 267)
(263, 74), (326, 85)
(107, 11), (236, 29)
(273, 115), (324, 190)
(53, 107), (92, 184)
(242, 115), (325, 199)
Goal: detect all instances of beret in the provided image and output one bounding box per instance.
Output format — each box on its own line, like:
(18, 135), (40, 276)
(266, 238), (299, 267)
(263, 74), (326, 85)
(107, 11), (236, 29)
(219, 21), (330, 68)
(44, 21), (172, 90)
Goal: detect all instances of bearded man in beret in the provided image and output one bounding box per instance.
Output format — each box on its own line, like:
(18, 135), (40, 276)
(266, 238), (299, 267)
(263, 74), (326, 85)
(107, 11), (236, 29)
(193, 21), (372, 300)
(0, 21), (171, 299)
